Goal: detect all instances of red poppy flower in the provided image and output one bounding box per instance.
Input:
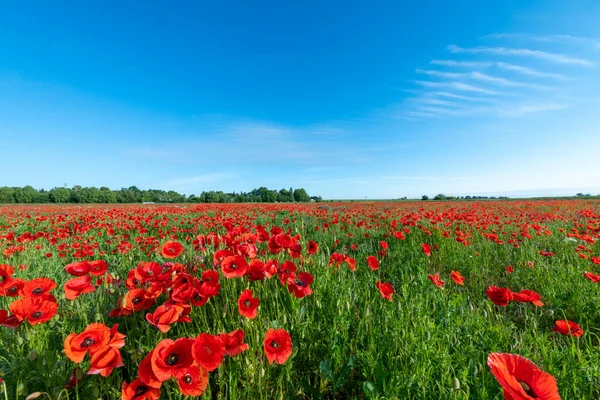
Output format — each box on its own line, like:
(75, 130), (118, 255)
(161, 241), (184, 259)
(89, 260), (108, 276)
(122, 378), (161, 400)
(506, 266), (514, 274)
(87, 345), (124, 377)
(379, 241), (389, 250)
(421, 243), (431, 257)
(237, 289), (259, 319)
(192, 333), (225, 371)
(287, 272), (314, 299)
(486, 286), (514, 307)
(21, 277), (57, 297)
(376, 280), (394, 301)
(65, 261), (91, 277)
(146, 301), (187, 333)
(487, 353), (560, 399)
(0, 309), (20, 329)
(366, 256), (379, 271)
(177, 364), (209, 396)
(150, 338), (195, 382)
(583, 272), (600, 283)
(307, 240), (319, 255)
(220, 255), (249, 279)
(393, 231), (406, 240)
(64, 275), (96, 301)
(0, 278), (25, 297)
(138, 350), (162, 389)
(263, 328), (293, 365)
(220, 329), (250, 357)
(513, 289), (544, 307)
(9, 296), (58, 325)
(428, 273), (446, 289)
(450, 271), (465, 285)
(0, 264), (15, 289)
(552, 320), (583, 337)
(64, 323), (111, 363)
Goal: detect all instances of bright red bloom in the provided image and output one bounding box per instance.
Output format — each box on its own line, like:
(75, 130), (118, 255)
(161, 241), (184, 259)
(237, 289), (259, 319)
(21, 277), (57, 297)
(150, 338), (195, 381)
(450, 271), (465, 286)
(192, 333), (225, 371)
(379, 241), (389, 250)
(88, 260), (108, 276)
(220, 329), (250, 357)
(287, 271), (314, 299)
(65, 261), (91, 277)
(87, 345), (124, 377)
(0, 309), (20, 329)
(486, 286), (514, 307)
(376, 280), (394, 301)
(513, 289), (544, 307)
(64, 323), (111, 363)
(64, 275), (96, 301)
(552, 320), (583, 337)
(146, 301), (188, 333)
(263, 328), (293, 365)
(506, 266), (514, 274)
(177, 364), (209, 396)
(366, 256), (379, 271)
(138, 350), (162, 389)
(0, 264), (15, 290)
(220, 255), (249, 279)
(421, 243), (432, 257)
(583, 272), (600, 283)
(122, 378), (161, 400)
(9, 296), (58, 325)
(307, 240), (319, 255)
(0, 278), (25, 297)
(487, 353), (560, 400)
(428, 273), (445, 289)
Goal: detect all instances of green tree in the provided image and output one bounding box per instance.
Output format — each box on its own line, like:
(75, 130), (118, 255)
(0, 187), (16, 203)
(421, 195), (429, 201)
(49, 187), (71, 203)
(293, 188), (310, 202)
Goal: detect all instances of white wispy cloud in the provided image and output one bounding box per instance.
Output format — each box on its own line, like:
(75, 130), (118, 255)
(412, 80), (507, 95)
(495, 62), (565, 79)
(483, 33), (600, 50)
(417, 69), (547, 89)
(430, 59), (493, 68)
(447, 44), (594, 66)
(500, 102), (569, 117)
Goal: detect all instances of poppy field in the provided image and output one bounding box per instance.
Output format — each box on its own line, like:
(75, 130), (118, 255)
(0, 200), (599, 399)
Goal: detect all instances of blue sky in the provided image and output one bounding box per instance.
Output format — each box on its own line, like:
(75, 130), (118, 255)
(1, 1), (600, 199)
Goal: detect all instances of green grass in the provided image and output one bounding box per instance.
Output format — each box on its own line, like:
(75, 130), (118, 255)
(0, 200), (599, 399)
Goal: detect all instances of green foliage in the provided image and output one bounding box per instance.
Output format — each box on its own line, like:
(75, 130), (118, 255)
(0, 185), (318, 204)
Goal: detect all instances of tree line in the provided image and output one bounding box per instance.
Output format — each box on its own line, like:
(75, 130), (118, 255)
(0, 185), (322, 204)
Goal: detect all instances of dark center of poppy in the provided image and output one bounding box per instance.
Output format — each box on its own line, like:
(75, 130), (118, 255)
(134, 384), (148, 397)
(8, 286), (17, 294)
(166, 353), (179, 366)
(0, 276), (5, 283)
(518, 381), (537, 398)
(32, 288), (43, 295)
(168, 248), (176, 254)
(230, 263), (237, 270)
(295, 279), (305, 287)
(32, 311), (43, 319)
(81, 337), (94, 348)
(133, 278), (140, 285)
(146, 270), (153, 276)
(193, 294), (202, 302)
(244, 300), (252, 307)
(132, 297), (142, 305)
(284, 269), (290, 274)
(183, 374), (193, 384)
(270, 340), (279, 349)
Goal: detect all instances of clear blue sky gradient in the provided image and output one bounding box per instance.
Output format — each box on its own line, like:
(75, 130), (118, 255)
(1, 1), (600, 198)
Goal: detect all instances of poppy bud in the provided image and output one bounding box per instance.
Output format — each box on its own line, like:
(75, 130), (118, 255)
(453, 377), (460, 391)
